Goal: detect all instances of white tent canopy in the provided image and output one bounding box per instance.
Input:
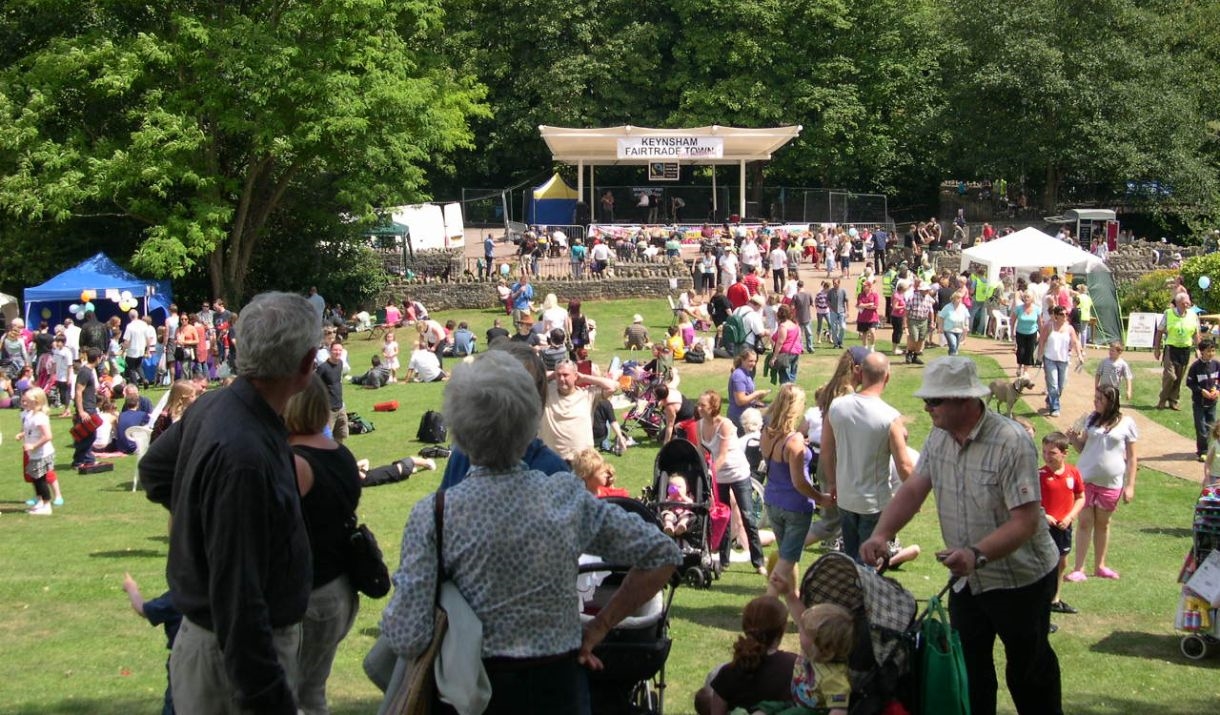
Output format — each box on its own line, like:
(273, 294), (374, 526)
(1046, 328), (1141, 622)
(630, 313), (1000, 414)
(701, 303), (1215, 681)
(1, 291), (18, 324)
(960, 227), (1109, 283)
(538, 124), (802, 222)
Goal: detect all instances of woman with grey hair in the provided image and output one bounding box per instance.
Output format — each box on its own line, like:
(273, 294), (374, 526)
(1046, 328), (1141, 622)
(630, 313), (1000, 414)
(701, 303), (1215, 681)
(381, 351), (681, 712)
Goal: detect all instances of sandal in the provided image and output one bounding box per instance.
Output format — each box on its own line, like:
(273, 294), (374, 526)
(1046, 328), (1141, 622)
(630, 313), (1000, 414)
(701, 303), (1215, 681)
(1095, 566), (1120, 580)
(1065, 570), (1087, 583)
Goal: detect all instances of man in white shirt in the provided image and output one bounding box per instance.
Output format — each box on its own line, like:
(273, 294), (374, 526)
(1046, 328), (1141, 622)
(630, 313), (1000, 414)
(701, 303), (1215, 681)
(405, 339), (445, 382)
(122, 311), (157, 387)
(820, 349), (914, 564)
(62, 317), (81, 362)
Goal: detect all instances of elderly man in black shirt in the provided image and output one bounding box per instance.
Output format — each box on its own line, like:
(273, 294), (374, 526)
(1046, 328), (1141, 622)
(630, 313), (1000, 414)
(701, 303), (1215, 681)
(141, 291), (318, 715)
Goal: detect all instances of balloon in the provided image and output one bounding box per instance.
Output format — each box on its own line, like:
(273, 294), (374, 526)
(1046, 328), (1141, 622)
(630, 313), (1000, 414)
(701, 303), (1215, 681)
(68, 304), (80, 314)
(84, 301), (95, 312)
(75, 310), (86, 320)
(1200, 276), (1212, 290)
(81, 290), (91, 302)
(40, 307), (52, 319)
(848, 228), (859, 238)
(121, 290), (134, 303)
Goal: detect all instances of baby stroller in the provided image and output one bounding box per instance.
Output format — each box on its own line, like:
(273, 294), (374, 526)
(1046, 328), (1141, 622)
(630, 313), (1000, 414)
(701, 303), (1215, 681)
(644, 438), (728, 588)
(800, 552), (918, 714)
(620, 367), (666, 443)
(580, 497), (678, 715)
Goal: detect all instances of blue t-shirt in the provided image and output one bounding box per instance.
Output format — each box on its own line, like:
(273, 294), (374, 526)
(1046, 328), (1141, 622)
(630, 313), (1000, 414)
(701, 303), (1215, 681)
(114, 408), (150, 453)
(439, 437), (569, 490)
(727, 367), (755, 425)
(1013, 305), (1041, 336)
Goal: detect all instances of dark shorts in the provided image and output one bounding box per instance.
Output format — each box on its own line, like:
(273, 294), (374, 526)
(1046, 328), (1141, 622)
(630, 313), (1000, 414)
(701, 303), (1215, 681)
(857, 320), (877, 332)
(1049, 524), (1072, 555)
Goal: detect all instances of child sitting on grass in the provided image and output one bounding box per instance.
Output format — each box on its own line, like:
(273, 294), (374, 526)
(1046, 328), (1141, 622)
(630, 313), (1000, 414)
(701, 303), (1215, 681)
(760, 569), (854, 715)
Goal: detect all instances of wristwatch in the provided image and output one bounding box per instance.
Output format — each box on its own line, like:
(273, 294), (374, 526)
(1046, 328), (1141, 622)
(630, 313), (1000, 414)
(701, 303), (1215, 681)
(969, 546), (988, 570)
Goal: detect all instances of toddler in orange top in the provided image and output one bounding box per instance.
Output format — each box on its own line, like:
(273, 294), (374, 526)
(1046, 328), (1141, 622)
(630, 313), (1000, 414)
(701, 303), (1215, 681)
(1041, 431), (1085, 616)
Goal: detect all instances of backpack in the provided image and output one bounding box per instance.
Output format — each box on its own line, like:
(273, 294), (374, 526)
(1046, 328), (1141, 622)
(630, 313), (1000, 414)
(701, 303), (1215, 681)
(684, 344), (706, 364)
(416, 410), (447, 443)
(722, 312), (748, 348)
(347, 412), (375, 435)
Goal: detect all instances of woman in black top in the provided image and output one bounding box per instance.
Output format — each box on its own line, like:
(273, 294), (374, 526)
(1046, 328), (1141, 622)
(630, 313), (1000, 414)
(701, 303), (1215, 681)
(284, 374), (362, 715)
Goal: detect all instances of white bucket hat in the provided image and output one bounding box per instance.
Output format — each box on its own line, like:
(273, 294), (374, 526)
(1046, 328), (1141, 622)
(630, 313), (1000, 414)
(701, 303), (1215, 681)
(913, 357), (991, 400)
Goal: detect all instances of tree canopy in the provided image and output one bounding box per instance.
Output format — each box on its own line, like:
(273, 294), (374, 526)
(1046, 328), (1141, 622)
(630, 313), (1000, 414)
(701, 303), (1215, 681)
(2, 0), (1219, 299)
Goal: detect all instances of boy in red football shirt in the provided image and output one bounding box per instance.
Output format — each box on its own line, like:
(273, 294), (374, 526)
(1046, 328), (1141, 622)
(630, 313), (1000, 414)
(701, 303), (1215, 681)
(1041, 431), (1085, 617)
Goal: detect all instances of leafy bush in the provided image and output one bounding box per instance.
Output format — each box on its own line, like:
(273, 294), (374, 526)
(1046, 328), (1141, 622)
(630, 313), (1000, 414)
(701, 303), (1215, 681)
(1178, 254), (1220, 313)
(1117, 268), (1177, 315)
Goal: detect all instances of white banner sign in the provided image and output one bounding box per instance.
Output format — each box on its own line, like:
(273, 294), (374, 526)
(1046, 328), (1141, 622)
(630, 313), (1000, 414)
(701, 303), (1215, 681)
(1125, 312), (1160, 349)
(617, 136), (724, 160)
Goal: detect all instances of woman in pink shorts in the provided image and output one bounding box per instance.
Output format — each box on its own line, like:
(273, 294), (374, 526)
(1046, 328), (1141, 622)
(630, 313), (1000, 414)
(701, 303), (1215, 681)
(1065, 385), (1138, 581)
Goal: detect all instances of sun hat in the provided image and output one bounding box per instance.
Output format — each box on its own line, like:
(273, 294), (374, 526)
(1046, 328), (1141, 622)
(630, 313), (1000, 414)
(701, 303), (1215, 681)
(518, 314), (535, 325)
(632, 314), (644, 323)
(749, 294), (765, 306)
(913, 357), (991, 399)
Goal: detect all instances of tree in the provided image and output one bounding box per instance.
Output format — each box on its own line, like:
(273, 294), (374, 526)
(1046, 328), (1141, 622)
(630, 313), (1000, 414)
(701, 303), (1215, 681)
(0, 0), (487, 301)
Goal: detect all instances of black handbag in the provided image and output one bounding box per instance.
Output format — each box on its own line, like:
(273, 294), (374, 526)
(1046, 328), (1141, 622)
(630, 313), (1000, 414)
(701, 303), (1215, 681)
(347, 517), (391, 598)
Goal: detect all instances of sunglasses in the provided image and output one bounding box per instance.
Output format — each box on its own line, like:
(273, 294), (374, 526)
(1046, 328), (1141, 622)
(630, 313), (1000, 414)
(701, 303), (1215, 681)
(922, 398), (948, 408)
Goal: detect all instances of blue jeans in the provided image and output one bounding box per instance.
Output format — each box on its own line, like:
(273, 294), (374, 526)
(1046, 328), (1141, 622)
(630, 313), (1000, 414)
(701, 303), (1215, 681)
(1195, 401), (1216, 456)
(72, 411), (97, 466)
(800, 320), (815, 353)
(944, 331), (961, 355)
(1043, 358), (1068, 413)
(766, 504), (814, 563)
(840, 510), (881, 565)
(970, 301), (987, 335)
(828, 311), (845, 347)
(717, 480), (765, 568)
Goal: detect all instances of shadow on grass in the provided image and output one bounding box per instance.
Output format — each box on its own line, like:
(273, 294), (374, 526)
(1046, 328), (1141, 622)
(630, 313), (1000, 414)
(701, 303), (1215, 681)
(7, 697), (387, 715)
(1063, 693), (1220, 714)
(147, 534), (170, 544)
(670, 603), (745, 633)
(1143, 451), (1197, 464)
(1141, 526), (1194, 538)
(89, 549), (165, 558)
(360, 626), (382, 639)
(1090, 630), (1189, 662)
(103, 480), (137, 492)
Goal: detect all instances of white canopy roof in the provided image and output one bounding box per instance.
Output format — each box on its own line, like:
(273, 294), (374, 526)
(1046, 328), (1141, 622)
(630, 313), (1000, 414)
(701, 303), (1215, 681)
(960, 227), (1110, 283)
(538, 125), (802, 165)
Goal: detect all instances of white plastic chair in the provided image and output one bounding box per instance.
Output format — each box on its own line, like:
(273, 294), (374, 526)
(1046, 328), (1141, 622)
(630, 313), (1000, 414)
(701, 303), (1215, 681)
(129, 391), (171, 491)
(991, 309), (1012, 341)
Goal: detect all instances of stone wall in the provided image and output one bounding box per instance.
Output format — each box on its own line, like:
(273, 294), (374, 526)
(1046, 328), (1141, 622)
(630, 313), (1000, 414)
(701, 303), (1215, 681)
(383, 261), (696, 311)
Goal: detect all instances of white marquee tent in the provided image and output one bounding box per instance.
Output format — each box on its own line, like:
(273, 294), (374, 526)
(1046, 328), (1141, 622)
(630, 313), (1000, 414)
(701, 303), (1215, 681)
(960, 227), (1121, 342)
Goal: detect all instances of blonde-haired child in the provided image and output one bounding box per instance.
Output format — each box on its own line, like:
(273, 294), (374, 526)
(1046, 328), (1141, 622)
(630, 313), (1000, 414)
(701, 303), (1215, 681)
(571, 447), (628, 498)
(757, 571), (854, 715)
(382, 330), (400, 383)
(17, 387), (57, 515)
(661, 473), (695, 536)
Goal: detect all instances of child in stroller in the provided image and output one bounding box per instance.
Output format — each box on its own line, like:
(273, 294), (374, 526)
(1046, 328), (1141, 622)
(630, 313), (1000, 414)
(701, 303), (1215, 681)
(660, 473), (694, 536)
(581, 497), (677, 715)
(649, 439), (728, 588)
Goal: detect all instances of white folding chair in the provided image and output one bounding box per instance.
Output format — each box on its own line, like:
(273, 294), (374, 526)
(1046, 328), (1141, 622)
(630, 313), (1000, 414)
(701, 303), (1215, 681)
(127, 425), (152, 492)
(990, 309), (1012, 341)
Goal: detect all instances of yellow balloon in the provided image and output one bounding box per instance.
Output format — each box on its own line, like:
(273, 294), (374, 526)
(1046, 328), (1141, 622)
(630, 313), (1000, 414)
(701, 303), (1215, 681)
(81, 290), (91, 302)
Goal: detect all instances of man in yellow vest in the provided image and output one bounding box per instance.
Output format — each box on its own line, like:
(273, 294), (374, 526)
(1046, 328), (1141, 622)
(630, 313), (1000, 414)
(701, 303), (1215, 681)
(1153, 292), (1201, 410)
(970, 266), (994, 336)
(1075, 284), (1095, 345)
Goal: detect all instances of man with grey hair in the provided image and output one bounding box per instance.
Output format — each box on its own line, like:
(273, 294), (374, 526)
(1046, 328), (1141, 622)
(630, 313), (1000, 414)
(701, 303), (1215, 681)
(819, 349), (914, 564)
(862, 357), (1061, 715)
(141, 292), (318, 715)
(1153, 291), (1200, 410)
(539, 359), (619, 461)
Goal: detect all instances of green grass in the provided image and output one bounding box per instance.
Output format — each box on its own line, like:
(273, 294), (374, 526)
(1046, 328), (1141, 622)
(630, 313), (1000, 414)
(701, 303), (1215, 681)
(1, 301), (1216, 714)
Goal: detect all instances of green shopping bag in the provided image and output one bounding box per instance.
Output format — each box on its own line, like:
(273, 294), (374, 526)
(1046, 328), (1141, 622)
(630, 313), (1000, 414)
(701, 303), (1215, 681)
(919, 593), (970, 715)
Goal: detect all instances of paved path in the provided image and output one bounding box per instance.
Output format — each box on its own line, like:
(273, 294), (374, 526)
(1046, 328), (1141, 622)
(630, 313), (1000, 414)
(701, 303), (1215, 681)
(968, 339), (1201, 484)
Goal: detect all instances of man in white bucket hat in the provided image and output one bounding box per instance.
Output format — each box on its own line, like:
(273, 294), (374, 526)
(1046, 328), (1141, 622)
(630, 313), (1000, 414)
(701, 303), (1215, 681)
(861, 356), (1062, 715)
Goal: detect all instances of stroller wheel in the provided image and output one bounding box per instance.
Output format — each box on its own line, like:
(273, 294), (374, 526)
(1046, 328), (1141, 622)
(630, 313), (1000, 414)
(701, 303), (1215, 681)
(684, 569), (708, 589)
(1181, 634), (1210, 660)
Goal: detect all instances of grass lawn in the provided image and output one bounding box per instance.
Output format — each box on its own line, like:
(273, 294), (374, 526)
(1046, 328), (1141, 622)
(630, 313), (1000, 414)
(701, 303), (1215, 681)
(1, 298), (1217, 714)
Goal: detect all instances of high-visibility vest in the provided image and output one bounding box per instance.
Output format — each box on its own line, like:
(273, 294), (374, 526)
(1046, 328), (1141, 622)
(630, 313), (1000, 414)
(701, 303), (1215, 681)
(1163, 309), (1199, 348)
(882, 270), (896, 297)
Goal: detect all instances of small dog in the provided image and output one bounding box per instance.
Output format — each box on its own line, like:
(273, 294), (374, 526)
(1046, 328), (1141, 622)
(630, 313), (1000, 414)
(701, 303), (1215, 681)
(988, 376), (1035, 417)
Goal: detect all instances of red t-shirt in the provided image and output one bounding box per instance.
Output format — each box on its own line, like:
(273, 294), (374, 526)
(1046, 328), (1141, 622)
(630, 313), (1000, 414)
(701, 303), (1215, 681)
(742, 273), (763, 296)
(727, 282), (750, 309)
(1039, 463), (1083, 522)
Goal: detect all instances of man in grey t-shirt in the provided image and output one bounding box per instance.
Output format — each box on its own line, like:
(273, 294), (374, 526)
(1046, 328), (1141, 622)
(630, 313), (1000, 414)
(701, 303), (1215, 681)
(791, 281), (815, 353)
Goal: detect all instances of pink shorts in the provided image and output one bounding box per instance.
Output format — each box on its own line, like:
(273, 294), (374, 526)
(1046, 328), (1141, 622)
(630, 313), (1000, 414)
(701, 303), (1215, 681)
(1084, 483), (1122, 511)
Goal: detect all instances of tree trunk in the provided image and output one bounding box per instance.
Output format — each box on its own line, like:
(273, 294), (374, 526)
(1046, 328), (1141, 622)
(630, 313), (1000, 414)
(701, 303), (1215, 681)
(1043, 162), (1059, 212)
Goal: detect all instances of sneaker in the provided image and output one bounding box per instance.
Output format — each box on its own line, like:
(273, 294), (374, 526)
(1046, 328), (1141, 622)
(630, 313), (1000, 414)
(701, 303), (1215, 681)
(911, 356), (924, 365)
(52, 497), (64, 507)
(1065, 570), (1087, 582)
(1050, 411), (1060, 418)
(26, 498), (38, 507)
(420, 458), (437, 472)
(755, 565), (768, 576)
(1095, 566), (1120, 580)
(1049, 600), (1078, 614)
(27, 502), (52, 516)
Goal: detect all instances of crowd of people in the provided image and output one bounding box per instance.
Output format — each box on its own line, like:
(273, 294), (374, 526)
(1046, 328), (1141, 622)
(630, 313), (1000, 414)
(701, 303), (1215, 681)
(10, 222), (1213, 715)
